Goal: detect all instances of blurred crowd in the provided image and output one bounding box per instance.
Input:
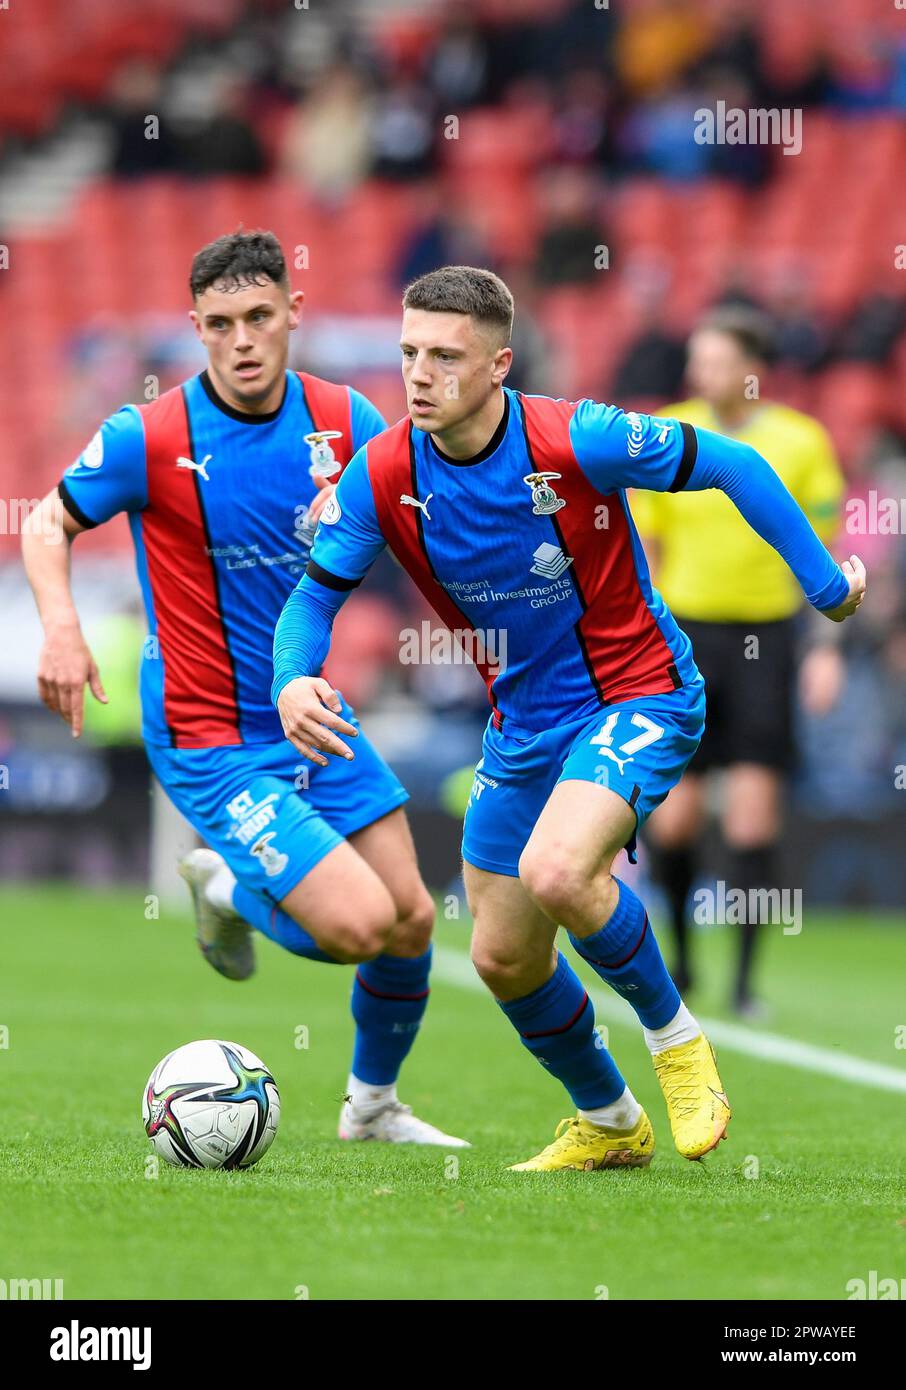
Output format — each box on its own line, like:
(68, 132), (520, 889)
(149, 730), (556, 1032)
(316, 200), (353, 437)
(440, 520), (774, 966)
(97, 1), (906, 184)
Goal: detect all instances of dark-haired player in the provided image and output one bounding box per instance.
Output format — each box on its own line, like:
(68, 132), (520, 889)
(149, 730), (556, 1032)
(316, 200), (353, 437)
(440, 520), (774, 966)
(22, 231), (467, 1148)
(273, 266), (864, 1171)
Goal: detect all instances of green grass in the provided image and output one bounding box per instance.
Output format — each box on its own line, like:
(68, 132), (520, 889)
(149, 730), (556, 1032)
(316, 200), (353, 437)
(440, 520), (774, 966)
(1, 885), (905, 1300)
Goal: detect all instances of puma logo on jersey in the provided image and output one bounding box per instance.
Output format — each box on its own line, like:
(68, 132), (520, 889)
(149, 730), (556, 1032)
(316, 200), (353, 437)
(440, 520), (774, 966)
(176, 454), (212, 481)
(400, 492), (433, 520)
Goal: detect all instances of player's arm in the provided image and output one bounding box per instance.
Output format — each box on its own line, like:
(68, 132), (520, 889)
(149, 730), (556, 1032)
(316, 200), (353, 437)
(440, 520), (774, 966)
(21, 409), (147, 735)
(272, 445), (388, 764)
(21, 491), (107, 735)
(570, 401), (865, 622)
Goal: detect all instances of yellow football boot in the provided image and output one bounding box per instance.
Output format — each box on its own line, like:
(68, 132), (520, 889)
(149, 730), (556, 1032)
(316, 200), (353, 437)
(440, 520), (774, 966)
(652, 1033), (731, 1159)
(509, 1109), (654, 1171)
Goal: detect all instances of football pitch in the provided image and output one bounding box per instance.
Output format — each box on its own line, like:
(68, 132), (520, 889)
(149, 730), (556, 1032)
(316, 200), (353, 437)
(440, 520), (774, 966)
(2, 884), (905, 1301)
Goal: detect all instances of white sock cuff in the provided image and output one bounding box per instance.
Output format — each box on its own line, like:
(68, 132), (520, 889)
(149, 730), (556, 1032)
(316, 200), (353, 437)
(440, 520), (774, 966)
(642, 1003), (700, 1055)
(205, 862), (238, 914)
(579, 1086), (642, 1132)
(346, 1073), (398, 1114)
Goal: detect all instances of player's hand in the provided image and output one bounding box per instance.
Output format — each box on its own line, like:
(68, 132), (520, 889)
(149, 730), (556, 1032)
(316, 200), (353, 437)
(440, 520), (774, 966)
(821, 555), (866, 622)
(307, 475), (335, 527)
(36, 620), (108, 737)
(277, 675), (358, 766)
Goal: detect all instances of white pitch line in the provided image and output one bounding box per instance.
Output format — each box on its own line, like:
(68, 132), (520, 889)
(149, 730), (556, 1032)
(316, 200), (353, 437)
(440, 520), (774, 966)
(432, 946), (906, 1095)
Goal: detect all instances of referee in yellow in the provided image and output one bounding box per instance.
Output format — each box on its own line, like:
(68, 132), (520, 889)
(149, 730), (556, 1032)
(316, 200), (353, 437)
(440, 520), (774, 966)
(633, 307), (845, 1017)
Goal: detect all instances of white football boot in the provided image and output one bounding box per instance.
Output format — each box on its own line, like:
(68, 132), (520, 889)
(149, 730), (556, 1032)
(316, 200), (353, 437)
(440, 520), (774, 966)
(339, 1098), (470, 1147)
(177, 848), (255, 981)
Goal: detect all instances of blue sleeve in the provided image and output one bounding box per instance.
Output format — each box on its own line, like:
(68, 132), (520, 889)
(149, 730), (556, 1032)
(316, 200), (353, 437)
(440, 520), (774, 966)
(675, 427), (849, 612)
(570, 400), (696, 493)
(271, 445), (388, 704)
(349, 388), (387, 451)
(570, 400), (849, 612)
(307, 445), (387, 582)
(271, 574), (350, 704)
(57, 406), (147, 526)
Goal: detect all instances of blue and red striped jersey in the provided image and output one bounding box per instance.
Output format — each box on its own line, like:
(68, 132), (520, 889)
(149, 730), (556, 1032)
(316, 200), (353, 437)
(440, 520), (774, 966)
(59, 369), (386, 747)
(272, 388), (849, 731)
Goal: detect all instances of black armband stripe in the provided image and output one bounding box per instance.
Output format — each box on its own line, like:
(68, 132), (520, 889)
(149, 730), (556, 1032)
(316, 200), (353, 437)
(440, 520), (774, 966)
(668, 422), (698, 493)
(57, 479), (99, 530)
(305, 559), (362, 591)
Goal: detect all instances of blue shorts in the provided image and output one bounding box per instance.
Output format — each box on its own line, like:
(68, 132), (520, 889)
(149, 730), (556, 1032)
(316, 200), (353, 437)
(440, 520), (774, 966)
(461, 678), (706, 877)
(146, 695), (408, 903)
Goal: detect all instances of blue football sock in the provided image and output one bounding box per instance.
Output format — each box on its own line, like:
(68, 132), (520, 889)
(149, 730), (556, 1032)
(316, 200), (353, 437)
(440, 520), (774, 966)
(351, 948), (432, 1085)
(569, 877), (679, 1029)
(233, 884), (340, 963)
(498, 951), (626, 1109)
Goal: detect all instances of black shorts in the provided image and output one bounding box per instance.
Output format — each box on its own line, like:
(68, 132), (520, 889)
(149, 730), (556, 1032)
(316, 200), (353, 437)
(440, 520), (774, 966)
(677, 617), (797, 773)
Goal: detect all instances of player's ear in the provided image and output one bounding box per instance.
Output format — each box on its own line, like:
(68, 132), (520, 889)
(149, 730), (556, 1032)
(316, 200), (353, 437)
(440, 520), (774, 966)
(491, 345), (513, 386)
(188, 308), (203, 340)
(287, 289), (304, 331)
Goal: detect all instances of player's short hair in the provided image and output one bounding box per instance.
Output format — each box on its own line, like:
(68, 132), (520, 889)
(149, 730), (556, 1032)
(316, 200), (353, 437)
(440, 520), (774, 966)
(402, 265), (514, 345)
(694, 305), (776, 364)
(190, 229), (288, 298)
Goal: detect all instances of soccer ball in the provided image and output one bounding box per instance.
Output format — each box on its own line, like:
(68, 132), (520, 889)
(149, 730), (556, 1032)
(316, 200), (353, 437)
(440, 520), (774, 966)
(142, 1039), (280, 1169)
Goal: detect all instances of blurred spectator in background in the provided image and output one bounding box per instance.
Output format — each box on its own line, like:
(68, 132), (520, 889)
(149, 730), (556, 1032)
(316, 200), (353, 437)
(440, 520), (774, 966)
(393, 181), (490, 288)
(702, 73), (771, 185)
(832, 292), (906, 365)
(614, 0), (712, 98)
(370, 79), (437, 181)
(425, 4), (493, 110)
(108, 60), (178, 177)
(762, 260), (830, 375)
(533, 166), (605, 287)
(617, 81), (711, 180)
(826, 28), (894, 111)
(612, 253), (687, 404)
(550, 69), (616, 171)
(279, 63), (372, 203)
(634, 306), (846, 1015)
(169, 73), (266, 176)
(693, 0), (765, 98)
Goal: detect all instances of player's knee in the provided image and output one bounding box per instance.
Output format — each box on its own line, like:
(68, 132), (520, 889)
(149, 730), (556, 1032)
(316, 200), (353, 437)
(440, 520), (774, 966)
(517, 848), (583, 922)
(327, 899), (396, 964)
(470, 940), (527, 995)
(388, 888), (435, 957)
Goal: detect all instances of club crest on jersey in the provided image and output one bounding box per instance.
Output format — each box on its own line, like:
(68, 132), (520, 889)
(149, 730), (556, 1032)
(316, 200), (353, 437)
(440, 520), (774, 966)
(304, 430), (343, 479)
(523, 472), (566, 515)
(249, 831), (289, 879)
